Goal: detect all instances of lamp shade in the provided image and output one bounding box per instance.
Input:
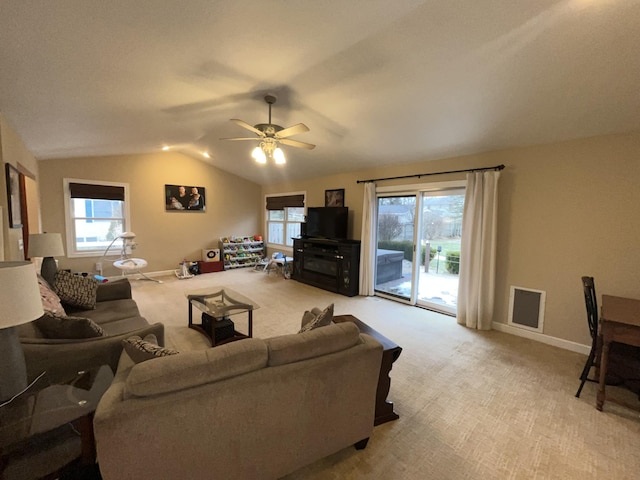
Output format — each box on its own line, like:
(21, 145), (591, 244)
(273, 147), (286, 165)
(252, 146), (266, 164)
(0, 261), (44, 329)
(28, 233), (65, 258)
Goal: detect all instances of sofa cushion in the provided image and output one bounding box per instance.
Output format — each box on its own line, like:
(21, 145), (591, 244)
(99, 315), (151, 336)
(70, 299), (141, 326)
(123, 334), (178, 364)
(54, 270), (99, 309)
(37, 274), (66, 317)
(298, 304), (334, 333)
(124, 338), (268, 398)
(267, 322), (361, 367)
(34, 314), (106, 339)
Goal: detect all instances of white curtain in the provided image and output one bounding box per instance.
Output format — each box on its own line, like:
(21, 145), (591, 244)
(457, 170), (500, 330)
(359, 182), (377, 296)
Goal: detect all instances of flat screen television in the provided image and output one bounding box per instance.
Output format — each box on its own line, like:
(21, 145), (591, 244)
(304, 207), (348, 240)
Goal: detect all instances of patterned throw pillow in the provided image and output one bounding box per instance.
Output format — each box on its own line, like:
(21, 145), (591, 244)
(37, 274), (66, 317)
(123, 334), (179, 364)
(35, 314), (106, 339)
(298, 303), (334, 333)
(53, 270), (99, 309)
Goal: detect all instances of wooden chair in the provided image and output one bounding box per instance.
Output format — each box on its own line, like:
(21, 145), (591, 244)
(575, 276), (600, 398)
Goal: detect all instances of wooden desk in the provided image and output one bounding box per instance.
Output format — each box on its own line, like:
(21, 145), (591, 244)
(597, 294), (640, 411)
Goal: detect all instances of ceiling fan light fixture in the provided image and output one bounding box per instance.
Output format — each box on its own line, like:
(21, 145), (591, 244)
(223, 94), (315, 167)
(274, 147), (286, 165)
(252, 145), (267, 163)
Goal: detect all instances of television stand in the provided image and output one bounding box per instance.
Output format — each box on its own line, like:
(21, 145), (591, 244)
(292, 238), (361, 297)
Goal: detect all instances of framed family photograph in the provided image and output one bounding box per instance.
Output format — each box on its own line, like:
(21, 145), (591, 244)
(5, 163), (23, 228)
(325, 188), (345, 207)
(165, 184), (206, 211)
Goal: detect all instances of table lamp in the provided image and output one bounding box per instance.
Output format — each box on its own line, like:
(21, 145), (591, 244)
(28, 233), (65, 286)
(0, 261), (44, 402)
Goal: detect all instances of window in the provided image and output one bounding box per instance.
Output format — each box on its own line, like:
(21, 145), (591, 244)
(64, 179), (130, 257)
(266, 193), (305, 247)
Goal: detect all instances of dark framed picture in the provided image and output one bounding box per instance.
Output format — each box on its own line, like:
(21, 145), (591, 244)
(325, 188), (345, 207)
(165, 184), (206, 211)
(5, 163), (23, 228)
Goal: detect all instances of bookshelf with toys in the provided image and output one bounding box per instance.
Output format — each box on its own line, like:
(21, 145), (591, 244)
(219, 235), (265, 269)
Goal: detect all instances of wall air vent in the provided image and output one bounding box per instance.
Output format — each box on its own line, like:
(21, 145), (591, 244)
(508, 286), (546, 333)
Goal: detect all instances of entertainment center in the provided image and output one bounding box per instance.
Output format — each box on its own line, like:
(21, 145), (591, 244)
(292, 206), (360, 296)
(292, 238), (360, 297)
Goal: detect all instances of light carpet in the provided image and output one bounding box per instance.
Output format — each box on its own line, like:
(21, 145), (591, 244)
(129, 269), (640, 480)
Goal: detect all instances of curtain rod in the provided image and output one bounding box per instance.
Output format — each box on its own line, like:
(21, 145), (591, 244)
(356, 164), (505, 184)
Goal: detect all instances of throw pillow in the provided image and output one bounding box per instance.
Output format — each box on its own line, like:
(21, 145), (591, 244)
(300, 310), (317, 330)
(35, 314), (106, 339)
(37, 274), (66, 317)
(53, 270), (99, 309)
(123, 334), (179, 364)
(298, 303), (334, 333)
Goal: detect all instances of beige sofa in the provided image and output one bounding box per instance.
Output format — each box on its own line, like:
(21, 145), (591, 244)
(18, 279), (164, 382)
(94, 322), (383, 480)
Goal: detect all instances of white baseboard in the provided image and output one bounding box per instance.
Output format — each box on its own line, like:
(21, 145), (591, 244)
(107, 269), (173, 281)
(492, 321), (590, 355)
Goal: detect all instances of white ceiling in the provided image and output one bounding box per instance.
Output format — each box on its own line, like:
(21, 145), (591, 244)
(1, 0), (639, 185)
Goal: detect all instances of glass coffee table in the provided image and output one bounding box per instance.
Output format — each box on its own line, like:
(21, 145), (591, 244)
(186, 287), (259, 346)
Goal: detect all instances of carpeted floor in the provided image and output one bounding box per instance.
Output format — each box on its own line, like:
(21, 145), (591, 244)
(129, 268), (640, 480)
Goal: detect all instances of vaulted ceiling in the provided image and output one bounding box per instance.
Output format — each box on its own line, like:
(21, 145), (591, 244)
(1, 1), (639, 185)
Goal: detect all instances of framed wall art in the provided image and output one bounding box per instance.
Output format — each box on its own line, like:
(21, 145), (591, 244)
(165, 184), (206, 211)
(5, 163), (23, 228)
(325, 188), (345, 207)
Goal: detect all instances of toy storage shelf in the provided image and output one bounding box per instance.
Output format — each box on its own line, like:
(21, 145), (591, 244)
(219, 236), (264, 270)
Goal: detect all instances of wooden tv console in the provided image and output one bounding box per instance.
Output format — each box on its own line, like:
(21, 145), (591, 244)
(292, 237), (360, 297)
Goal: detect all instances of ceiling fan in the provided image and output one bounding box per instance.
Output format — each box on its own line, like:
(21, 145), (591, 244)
(220, 94), (315, 164)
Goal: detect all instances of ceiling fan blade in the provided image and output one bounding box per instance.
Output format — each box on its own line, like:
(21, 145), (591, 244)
(219, 137), (261, 142)
(279, 138), (316, 150)
(275, 123), (310, 139)
(230, 119), (264, 136)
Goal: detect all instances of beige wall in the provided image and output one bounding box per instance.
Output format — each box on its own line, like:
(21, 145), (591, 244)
(262, 132), (640, 347)
(18, 123), (640, 348)
(0, 113), (40, 261)
(39, 152), (261, 275)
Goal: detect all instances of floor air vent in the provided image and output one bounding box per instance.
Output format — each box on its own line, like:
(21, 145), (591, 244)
(508, 286), (546, 333)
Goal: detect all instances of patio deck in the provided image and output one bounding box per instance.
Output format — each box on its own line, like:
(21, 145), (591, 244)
(375, 259), (459, 311)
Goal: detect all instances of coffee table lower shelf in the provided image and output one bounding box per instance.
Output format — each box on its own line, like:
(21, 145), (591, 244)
(188, 322), (249, 347)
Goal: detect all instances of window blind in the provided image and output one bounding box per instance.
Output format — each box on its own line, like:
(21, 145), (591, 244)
(69, 183), (125, 201)
(265, 194), (305, 210)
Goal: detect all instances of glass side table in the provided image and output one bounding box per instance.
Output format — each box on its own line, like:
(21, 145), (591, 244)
(0, 365), (114, 478)
(186, 287), (259, 347)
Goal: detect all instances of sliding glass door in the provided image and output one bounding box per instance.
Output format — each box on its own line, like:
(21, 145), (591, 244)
(375, 195), (416, 301)
(374, 184), (465, 315)
(416, 189), (465, 314)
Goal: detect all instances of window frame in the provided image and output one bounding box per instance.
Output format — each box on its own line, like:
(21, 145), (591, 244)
(63, 178), (131, 258)
(265, 191), (306, 250)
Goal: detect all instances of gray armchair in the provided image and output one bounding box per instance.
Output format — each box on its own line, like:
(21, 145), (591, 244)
(18, 279), (164, 382)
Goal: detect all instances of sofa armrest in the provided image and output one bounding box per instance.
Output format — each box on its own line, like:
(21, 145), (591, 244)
(21, 322), (164, 383)
(96, 279), (132, 302)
